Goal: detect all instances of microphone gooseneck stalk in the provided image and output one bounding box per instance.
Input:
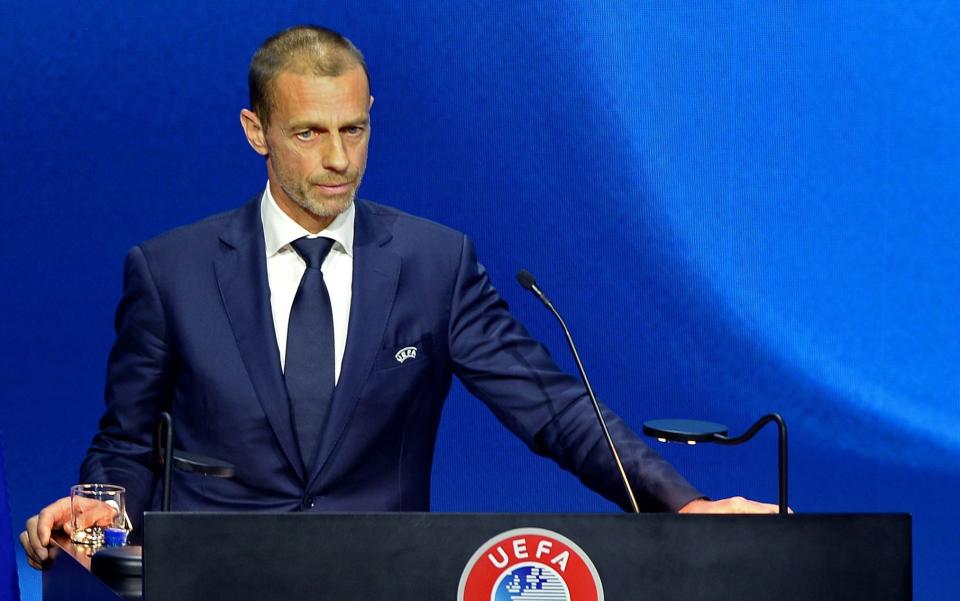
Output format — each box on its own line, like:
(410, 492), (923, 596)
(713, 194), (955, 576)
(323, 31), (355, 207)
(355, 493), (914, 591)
(516, 270), (640, 513)
(157, 412), (174, 512)
(713, 413), (788, 515)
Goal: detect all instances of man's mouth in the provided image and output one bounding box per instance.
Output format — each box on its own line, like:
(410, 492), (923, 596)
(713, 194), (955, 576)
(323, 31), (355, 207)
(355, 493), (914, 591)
(312, 181), (354, 195)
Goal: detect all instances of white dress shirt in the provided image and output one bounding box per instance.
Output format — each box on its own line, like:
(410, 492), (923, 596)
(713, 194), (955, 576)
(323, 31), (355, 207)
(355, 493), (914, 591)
(260, 184), (354, 383)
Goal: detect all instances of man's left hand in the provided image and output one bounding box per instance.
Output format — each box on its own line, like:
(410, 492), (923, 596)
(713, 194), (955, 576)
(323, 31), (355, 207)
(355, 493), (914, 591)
(678, 496), (791, 514)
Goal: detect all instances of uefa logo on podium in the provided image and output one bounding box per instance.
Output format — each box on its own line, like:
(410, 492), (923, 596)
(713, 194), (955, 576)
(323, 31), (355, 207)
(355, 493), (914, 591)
(458, 528), (604, 601)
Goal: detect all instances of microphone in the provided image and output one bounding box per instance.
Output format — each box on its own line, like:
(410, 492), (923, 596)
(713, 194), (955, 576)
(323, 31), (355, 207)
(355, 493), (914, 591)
(516, 270), (640, 513)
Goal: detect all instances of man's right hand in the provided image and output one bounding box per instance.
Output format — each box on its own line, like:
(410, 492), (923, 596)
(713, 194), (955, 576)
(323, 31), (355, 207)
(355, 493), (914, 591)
(19, 497), (73, 569)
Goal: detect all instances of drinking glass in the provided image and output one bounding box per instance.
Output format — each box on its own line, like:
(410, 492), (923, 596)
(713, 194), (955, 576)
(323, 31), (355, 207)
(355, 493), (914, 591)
(70, 483), (128, 546)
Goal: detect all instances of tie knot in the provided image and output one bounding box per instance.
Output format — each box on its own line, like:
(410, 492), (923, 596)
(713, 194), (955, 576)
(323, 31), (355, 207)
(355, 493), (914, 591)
(291, 237), (335, 269)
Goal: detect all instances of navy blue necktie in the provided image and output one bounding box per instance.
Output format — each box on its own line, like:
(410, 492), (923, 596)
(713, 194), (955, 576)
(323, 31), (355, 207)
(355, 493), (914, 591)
(285, 236), (336, 471)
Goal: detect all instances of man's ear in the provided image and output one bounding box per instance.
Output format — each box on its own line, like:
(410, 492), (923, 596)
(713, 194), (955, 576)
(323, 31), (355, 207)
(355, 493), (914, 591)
(240, 109), (269, 156)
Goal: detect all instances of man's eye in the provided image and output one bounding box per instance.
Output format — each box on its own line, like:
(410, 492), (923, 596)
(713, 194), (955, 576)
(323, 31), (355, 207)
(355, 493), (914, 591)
(295, 130), (315, 141)
(345, 126), (363, 136)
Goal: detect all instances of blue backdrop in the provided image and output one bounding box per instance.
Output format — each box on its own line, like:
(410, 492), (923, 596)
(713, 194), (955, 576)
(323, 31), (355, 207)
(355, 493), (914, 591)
(0, 441), (20, 600)
(2, 3), (957, 600)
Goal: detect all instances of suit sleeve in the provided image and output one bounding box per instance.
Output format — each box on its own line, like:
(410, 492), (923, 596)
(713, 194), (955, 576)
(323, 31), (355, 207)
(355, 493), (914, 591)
(79, 246), (170, 528)
(447, 235), (703, 512)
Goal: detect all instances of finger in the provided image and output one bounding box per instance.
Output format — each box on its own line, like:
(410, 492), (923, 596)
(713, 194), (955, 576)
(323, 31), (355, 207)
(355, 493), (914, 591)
(25, 516), (47, 563)
(753, 501), (780, 514)
(87, 502), (119, 527)
(36, 507), (56, 546)
(37, 498), (73, 545)
(19, 530), (37, 564)
(27, 557), (43, 571)
(738, 500), (777, 514)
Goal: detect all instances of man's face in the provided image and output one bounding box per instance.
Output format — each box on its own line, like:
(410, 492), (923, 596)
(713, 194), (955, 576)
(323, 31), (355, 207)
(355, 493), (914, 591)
(260, 66), (372, 222)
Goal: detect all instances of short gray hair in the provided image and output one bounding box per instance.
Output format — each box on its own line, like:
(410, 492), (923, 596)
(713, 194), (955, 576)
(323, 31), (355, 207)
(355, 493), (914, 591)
(248, 25), (369, 128)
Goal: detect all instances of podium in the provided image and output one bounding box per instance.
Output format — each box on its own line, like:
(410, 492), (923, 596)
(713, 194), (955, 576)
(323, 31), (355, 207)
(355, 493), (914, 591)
(45, 512), (912, 600)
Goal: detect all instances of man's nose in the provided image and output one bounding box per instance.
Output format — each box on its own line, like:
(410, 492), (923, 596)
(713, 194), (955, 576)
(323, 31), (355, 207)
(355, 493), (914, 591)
(321, 134), (349, 172)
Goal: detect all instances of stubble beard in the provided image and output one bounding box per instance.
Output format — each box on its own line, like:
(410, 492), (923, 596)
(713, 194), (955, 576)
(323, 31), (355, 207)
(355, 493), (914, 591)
(281, 167), (365, 219)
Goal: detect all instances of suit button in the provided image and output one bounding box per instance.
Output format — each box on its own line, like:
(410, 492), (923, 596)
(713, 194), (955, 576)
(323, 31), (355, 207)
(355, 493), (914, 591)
(302, 497), (315, 509)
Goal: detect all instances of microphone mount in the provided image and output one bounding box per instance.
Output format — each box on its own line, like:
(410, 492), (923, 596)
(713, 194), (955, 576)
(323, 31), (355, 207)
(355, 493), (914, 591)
(155, 412), (236, 512)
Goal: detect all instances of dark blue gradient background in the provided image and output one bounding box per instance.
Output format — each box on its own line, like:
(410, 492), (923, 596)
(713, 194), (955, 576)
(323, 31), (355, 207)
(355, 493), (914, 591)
(2, 3), (956, 599)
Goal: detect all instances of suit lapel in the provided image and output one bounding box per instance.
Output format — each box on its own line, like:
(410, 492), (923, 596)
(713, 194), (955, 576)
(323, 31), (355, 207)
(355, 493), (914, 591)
(214, 198), (306, 483)
(308, 201), (400, 488)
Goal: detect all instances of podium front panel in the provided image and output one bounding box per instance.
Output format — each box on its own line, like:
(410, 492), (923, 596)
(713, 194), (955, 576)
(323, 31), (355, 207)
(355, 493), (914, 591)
(144, 512), (910, 600)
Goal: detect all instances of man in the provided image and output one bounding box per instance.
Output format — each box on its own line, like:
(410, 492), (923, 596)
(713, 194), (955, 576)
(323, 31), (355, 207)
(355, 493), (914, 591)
(21, 25), (776, 569)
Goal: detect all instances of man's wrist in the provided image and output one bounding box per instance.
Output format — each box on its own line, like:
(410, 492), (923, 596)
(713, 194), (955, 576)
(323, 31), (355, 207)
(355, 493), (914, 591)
(677, 497), (711, 513)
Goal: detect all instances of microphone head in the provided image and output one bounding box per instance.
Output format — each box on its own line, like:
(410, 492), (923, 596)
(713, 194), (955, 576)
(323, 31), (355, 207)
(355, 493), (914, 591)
(516, 269), (537, 291)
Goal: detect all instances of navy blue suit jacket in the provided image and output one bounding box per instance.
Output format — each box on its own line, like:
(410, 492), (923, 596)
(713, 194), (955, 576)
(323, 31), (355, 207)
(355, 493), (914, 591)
(80, 196), (700, 533)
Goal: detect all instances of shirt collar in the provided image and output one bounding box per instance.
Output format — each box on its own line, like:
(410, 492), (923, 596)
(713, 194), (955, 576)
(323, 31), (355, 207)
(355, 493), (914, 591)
(260, 183), (356, 258)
